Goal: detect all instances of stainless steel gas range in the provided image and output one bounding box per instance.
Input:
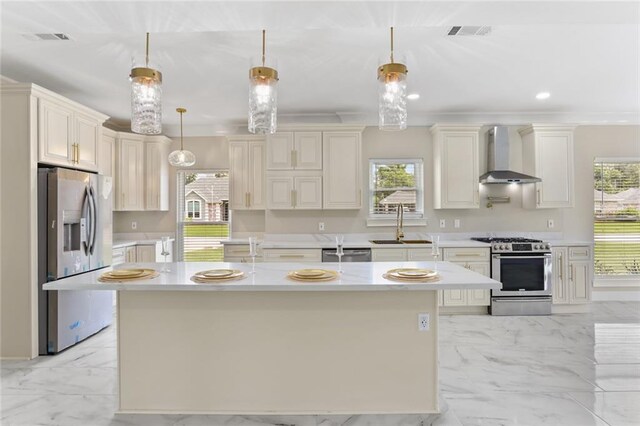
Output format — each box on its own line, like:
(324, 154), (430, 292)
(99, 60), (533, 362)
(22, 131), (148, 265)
(471, 237), (552, 316)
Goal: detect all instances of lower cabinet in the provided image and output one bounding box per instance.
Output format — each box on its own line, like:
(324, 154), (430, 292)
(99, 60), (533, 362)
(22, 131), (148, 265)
(442, 247), (491, 307)
(223, 244), (263, 263)
(552, 245), (592, 305)
(112, 241), (174, 265)
(262, 248), (321, 262)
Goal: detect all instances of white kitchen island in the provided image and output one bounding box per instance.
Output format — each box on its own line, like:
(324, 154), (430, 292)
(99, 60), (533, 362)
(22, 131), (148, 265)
(44, 261), (500, 415)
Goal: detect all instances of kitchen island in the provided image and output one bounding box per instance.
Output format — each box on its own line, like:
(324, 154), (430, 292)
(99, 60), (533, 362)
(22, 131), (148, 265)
(44, 261), (500, 415)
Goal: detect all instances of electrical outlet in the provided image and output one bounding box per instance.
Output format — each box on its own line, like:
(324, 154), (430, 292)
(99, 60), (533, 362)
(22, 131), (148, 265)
(547, 219), (554, 228)
(131, 221), (137, 230)
(454, 219), (461, 229)
(418, 313), (430, 331)
(318, 222), (325, 231)
(439, 219), (446, 228)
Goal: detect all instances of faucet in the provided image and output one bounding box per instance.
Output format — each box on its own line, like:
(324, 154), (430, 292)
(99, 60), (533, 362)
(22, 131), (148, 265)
(396, 203), (404, 242)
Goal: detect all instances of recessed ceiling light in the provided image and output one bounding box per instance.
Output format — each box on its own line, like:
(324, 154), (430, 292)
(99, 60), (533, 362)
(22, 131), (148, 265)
(536, 92), (550, 100)
(407, 93), (420, 100)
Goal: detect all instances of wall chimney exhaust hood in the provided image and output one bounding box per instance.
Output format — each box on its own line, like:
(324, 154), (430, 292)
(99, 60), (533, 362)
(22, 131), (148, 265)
(479, 126), (541, 184)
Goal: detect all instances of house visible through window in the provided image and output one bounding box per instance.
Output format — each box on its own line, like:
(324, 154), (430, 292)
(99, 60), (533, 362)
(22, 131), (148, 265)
(186, 200), (201, 219)
(177, 171), (230, 262)
(594, 160), (640, 277)
(369, 159), (424, 217)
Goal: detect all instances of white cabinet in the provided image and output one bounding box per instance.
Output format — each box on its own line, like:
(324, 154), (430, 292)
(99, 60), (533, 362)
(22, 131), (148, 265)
(99, 128), (116, 177)
(136, 245), (156, 263)
(116, 135), (145, 211)
(442, 247), (491, 307)
(125, 246), (137, 263)
(145, 136), (171, 211)
(431, 124), (481, 209)
(552, 246), (591, 305)
(223, 244), (262, 263)
(267, 176), (323, 210)
(372, 248), (408, 262)
(267, 131), (322, 170)
(37, 96), (107, 172)
(323, 131), (362, 209)
(520, 124), (575, 209)
(229, 138), (265, 210)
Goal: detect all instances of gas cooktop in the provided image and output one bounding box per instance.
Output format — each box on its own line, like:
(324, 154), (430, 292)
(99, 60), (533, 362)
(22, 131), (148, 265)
(471, 237), (543, 244)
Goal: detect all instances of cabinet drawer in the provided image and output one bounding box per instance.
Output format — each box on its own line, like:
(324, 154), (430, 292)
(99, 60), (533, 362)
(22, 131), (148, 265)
(224, 256), (263, 264)
(444, 248), (490, 262)
(112, 247), (126, 265)
(223, 244), (262, 258)
(407, 248), (442, 261)
(262, 249), (321, 262)
(569, 246), (590, 261)
(372, 249), (407, 262)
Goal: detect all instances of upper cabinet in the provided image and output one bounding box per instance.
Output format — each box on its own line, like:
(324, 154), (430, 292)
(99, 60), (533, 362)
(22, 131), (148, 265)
(520, 124), (575, 209)
(267, 131), (322, 170)
(229, 137), (266, 210)
(431, 124), (481, 209)
(323, 131), (362, 209)
(37, 93), (108, 172)
(110, 131), (171, 212)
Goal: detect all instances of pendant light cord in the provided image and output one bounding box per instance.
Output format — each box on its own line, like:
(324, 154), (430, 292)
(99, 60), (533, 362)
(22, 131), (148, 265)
(390, 27), (394, 63)
(261, 29), (266, 67)
(179, 110), (184, 150)
(145, 32), (150, 67)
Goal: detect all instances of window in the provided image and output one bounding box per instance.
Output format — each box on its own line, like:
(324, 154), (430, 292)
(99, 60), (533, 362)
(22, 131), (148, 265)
(177, 171), (230, 262)
(594, 160), (640, 277)
(369, 159), (424, 218)
(186, 200), (201, 219)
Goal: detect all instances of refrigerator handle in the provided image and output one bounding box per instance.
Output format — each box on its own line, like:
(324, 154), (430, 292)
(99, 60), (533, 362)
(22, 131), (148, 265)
(88, 186), (97, 255)
(81, 186), (90, 255)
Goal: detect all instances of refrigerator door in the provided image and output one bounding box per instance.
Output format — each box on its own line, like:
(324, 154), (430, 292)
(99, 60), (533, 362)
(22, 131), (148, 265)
(91, 174), (113, 269)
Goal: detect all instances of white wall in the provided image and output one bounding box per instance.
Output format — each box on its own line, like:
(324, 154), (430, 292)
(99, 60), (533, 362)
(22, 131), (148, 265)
(114, 125), (640, 243)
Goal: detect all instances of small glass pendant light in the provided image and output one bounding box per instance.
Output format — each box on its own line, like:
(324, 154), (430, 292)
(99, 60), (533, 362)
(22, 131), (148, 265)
(130, 32), (162, 135)
(168, 108), (196, 167)
(248, 30), (278, 134)
(378, 27), (408, 131)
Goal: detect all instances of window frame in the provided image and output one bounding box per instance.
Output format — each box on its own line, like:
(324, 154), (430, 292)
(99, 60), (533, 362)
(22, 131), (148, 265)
(368, 158), (424, 220)
(186, 199), (202, 219)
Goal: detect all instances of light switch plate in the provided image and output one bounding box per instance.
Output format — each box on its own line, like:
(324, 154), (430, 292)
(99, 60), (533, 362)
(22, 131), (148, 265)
(547, 219), (554, 228)
(131, 221), (137, 230)
(454, 219), (460, 228)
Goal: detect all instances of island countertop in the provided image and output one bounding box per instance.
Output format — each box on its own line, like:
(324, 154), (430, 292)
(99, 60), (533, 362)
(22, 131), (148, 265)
(43, 261), (501, 292)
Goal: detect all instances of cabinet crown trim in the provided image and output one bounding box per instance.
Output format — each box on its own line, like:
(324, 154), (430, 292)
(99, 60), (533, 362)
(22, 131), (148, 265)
(429, 124), (482, 134)
(518, 124), (577, 136)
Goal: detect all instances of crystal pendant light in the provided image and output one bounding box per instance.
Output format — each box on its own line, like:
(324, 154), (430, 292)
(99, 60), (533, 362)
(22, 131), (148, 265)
(378, 27), (408, 131)
(168, 108), (195, 167)
(248, 30), (278, 134)
(130, 33), (162, 135)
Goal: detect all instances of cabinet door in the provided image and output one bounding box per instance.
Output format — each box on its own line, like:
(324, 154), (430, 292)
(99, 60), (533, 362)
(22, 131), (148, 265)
(229, 142), (249, 210)
(38, 98), (73, 166)
(118, 137), (144, 211)
(552, 247), (569, 304)
(294, 132), (322, 170)
(145, 141), (169, 211)
(74, 112), (100, 171)
(247, 141), (265, 209)
(465, 262), (490, 306)
(536, 132), (573, 208)
(443, 289), (467, 306)
(323, 132), (361, 209)
(267, 132), (294, 170)
(570, 260), (591, 304)
(136, 245), (156, 263)
(99, 131), (116, 177)
(408, 248), (442, 261)
(433, 129), (479, 209)
(125, 246), (137, 263)
(267, 176), (294, 209)
(294, 176), (323, 209)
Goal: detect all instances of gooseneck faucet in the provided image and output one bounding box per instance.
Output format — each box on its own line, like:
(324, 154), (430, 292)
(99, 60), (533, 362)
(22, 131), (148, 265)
(396, 203), (404, 242)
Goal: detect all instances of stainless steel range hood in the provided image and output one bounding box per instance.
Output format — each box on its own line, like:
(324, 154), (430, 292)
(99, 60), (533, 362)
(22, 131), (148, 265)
(479, 126), (541, 184)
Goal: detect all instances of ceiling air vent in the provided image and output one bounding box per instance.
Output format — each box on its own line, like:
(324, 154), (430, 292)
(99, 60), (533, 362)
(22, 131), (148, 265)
(22, 33), (71, 41)
(447, 26), (491, 36)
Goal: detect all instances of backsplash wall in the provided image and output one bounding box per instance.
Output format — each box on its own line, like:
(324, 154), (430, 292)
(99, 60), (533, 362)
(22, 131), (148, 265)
(114, 125), (640, 240)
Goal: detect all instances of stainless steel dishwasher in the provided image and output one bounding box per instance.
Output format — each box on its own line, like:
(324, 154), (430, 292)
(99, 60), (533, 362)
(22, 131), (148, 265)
(322, 248), (372, 262)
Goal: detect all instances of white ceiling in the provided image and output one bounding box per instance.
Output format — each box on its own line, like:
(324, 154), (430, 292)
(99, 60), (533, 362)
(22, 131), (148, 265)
(1, 1), (638, 136)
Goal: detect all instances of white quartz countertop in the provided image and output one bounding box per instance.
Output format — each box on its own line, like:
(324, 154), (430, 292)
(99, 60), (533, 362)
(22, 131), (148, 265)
(221, 239), (491, 249)
(113, 238), (175, 249)
(43, 261), (501, 292)
(548, 240), (593, 247)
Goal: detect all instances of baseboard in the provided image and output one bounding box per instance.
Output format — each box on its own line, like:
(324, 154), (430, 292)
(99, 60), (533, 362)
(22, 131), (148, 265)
(439, 306), (489, 315)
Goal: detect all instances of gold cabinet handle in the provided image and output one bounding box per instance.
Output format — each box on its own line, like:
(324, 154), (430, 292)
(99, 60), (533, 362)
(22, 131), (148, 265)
(279, 254), (305, 258)
(245, 192), (249, 208)
(291, 189), (297, 208)
(569, 265), (573, 281)
(77, 143), (80, 163)
(291, 150), (296, 168)
(453, 253), (483, 257)
(559, 252), (563, 280)
(536, 189), (541, 205)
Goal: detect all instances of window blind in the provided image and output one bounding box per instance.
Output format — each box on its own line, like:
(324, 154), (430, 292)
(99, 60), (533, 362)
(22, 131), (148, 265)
(177, 170), (230, 262)
(369, 159), (424, 216)
(593, 161), (640, 276)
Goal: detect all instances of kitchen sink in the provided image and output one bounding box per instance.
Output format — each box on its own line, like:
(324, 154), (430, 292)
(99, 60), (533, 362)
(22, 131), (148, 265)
(369, 239), (432, 245)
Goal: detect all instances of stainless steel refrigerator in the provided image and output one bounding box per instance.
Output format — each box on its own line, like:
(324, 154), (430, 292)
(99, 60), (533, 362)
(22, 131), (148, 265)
(38, 167), (114, 354)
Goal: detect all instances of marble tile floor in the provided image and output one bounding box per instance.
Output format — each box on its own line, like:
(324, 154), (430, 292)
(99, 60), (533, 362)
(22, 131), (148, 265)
(1, 301), (639, 426)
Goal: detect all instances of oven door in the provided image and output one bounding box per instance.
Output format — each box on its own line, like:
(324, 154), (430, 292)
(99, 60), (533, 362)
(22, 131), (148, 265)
(492, 253), (552, 297)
